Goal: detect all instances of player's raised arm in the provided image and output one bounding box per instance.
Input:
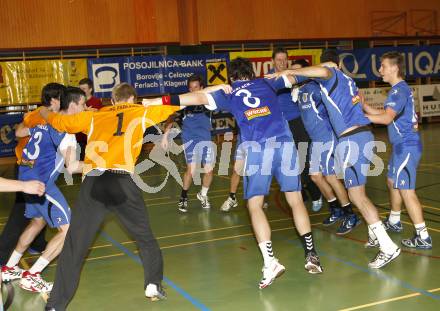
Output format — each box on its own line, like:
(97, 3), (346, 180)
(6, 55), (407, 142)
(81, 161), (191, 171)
(40, 107), (92, 134)
(266, 66), (333, 84)
(142, 84), (232, 108)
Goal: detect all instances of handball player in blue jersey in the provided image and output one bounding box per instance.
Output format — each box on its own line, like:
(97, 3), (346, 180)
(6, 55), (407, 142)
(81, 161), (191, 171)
(1, 87), (84, 292)
(144, 57), (323, 289)
(270, 48), (323, 211)
(162, 74), (215, 213)
(294, 58), (360, 235)
(363, 51), (431, 249)
(269, 50), (400, 269)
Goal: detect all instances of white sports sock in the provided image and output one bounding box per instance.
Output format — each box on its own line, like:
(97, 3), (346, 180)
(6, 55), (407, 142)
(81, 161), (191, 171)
(258, 241), (274, 266)
(327, 198), (337, 203)
(368, 226), (376, 240)
(145, 283), (158, 296)
(388, 211), (401, 225)
(201, 186), (209, 197)
(369, 222), (398, 254)
(415, 222), (429, 240)
(6, 250), (23, 267)
(29, 257), (50, 274)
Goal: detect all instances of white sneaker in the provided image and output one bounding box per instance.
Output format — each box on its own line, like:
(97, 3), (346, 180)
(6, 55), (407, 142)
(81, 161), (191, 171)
(177, 198), (188, 213)
(19, 271), (53, 293)
(220, 197), (238, 212)
(197, 192), (211, 209)
(305, 252), (323, 274)
(258, 258), (285, 289)
(145, 283), (167, 301)
(364, 236), (380, 248)
(1, 265), (23, 282)
(368, 248), (401, 269)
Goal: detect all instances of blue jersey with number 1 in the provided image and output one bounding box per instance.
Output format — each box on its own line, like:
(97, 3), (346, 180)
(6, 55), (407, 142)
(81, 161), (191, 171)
(19, 125), (66, 184)
(206, 78), (292, 143)
(317, 68), (370, 137)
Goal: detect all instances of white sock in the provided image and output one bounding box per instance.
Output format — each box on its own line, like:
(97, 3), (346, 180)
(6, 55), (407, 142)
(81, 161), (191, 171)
(258, 241), (274, 266)
(29, 257), (50, 274)
(415, 222), (429, 240)
(368, 226), (376, 240)
(388, 211), (401, 225)
(327, 198), (337, 203)
(145, 283), (158, 295)
(369, 222), (398, 254)
(6, 250), (23, 267)
(201, 186), (209, 197)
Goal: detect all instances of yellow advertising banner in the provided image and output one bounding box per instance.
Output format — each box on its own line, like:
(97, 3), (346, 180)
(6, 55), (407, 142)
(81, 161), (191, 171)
(229, 49), (322, 77)
(0, 59), (87, 105)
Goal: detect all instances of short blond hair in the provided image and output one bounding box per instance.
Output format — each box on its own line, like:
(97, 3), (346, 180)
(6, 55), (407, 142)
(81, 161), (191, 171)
(112, 83), (137, 103)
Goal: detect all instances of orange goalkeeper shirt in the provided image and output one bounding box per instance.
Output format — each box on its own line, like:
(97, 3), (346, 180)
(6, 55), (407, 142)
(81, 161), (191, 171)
(46, 103), (181, 175)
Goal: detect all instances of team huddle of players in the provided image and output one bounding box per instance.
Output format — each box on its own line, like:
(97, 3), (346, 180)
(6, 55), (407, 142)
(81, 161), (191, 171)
(0, 48), (432, 309)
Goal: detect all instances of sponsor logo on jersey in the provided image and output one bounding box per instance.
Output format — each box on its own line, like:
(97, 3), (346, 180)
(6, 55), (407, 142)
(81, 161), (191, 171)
(20, 158), (35, 168)
(386, 101), (396, 107)
(352, 94), (361, 105)
(244, 106), (271, 120)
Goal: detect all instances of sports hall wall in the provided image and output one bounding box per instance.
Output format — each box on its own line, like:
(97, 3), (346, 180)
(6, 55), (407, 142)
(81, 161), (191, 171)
(1, 0), (439, 49)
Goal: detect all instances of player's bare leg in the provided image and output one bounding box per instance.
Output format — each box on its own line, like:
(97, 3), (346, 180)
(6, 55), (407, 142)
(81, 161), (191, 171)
(348, 186), (400, 268)
(400, 189), (432, 249)
(248, 195), (285, 288)
(220, 161), (242, 212)
(285, 191), (323, 274)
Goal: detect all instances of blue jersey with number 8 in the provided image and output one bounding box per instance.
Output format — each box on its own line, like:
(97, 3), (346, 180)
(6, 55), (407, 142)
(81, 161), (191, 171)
(206, 78), (292, 143)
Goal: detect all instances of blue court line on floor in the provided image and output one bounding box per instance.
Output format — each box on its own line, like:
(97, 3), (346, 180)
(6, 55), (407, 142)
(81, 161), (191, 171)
(100, 231), (211, 311)
(284, 239), (440, 301)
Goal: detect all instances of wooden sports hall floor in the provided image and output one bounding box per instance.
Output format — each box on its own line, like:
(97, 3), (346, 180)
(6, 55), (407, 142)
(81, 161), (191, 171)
(1, 124), (439, 310)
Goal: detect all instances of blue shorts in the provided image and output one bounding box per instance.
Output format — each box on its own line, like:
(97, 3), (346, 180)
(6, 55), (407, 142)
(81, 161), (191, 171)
(387, 142), (422, 189)
(335, 130), (374, 188)
(243, 141), (301, 199)
(182, 138), (215, 165)
(24, 184), (71, 228)
(309, 137), (337, 176)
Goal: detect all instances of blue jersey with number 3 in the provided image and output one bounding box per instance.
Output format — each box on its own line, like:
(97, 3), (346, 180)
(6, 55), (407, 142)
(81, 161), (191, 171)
(19, 125), (66, 184)
(206, 78), (292, 143)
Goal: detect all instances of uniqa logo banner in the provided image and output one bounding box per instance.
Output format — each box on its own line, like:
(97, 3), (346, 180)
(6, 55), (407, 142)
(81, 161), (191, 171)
(338, 45), (440, 81)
